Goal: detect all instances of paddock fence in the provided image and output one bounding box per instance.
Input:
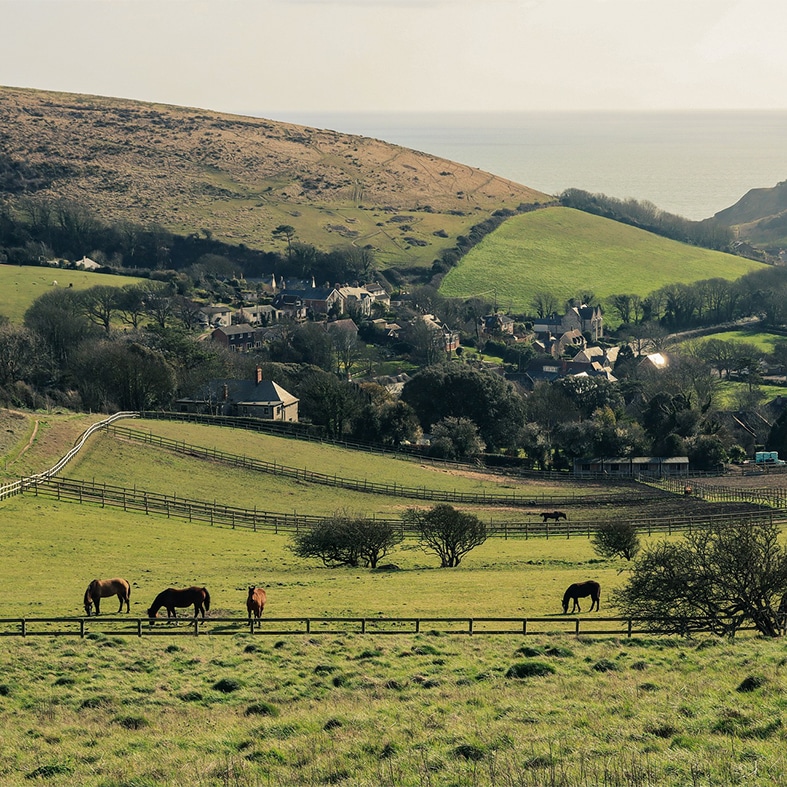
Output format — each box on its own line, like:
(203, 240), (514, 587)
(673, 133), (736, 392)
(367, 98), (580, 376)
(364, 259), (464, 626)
(0, 615), (762, 639)
(0, 411), (138, 503)
(647, 476), (787, 510)
(107, 424), (650, 508)
(20, 476), (787, 539)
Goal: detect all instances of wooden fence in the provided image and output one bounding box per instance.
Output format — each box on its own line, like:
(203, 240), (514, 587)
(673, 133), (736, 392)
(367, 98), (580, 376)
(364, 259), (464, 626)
(0, 615), (758, 639)
(108, 425), (646, 508)
(22, 476), (785, 539)
(652, 476), (787, 510)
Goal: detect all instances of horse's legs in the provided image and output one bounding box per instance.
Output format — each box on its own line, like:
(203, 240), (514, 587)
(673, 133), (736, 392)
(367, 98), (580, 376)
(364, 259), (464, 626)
(94, 598), (100, 616)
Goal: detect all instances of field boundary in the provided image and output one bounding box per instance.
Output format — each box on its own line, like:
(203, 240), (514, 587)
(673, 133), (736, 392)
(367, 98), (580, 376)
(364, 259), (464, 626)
(109, 424), (644, 507)
(22, 475), (784, 538)
(0, 615), (760, 638)
(0, 411), (138, 503)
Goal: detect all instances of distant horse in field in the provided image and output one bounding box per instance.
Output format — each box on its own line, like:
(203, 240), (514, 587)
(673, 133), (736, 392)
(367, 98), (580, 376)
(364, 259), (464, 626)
(541, 511), (567, 523)
(147, 586), (211, 624)
(84, 578), (131, 616)
(247, 586), (267, 625)
(562, 580), (601, 614)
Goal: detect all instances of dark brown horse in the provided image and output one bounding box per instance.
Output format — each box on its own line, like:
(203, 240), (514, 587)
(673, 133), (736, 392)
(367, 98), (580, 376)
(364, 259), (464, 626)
(562, 580), (600, 613)
(147, 586), (211, 624)
(541, 511), (567, 523)
(247, 586), (267, 625)
(84, 578), (131, 616)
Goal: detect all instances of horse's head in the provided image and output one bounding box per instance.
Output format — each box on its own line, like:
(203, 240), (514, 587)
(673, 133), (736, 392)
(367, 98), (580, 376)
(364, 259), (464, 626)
(146, 607), (157, 625)
(84, 600), (93, 616)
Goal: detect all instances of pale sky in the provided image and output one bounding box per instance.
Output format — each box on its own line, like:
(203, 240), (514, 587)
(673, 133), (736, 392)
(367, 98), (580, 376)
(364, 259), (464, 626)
(2, 0), (787, 117)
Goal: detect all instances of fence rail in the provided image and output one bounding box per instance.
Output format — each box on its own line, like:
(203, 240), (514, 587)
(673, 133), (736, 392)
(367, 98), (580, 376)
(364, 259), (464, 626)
(109, 425), (646, 507)
(0, 615), (758, 639)
(22, 476), (786, 539)
(652, 476), (787, 510)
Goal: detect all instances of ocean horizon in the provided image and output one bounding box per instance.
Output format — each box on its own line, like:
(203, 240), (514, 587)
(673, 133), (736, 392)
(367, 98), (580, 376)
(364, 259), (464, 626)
(251, 110), (787, 222)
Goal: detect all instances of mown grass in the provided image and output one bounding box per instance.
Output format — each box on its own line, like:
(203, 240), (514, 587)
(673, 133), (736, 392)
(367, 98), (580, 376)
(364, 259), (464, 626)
(0, 264), (145, 324)
(439, 207), (762, 311)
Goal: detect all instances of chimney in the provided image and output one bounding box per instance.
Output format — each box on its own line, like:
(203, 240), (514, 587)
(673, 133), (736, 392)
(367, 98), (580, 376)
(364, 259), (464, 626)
(255, 366), (263, 385)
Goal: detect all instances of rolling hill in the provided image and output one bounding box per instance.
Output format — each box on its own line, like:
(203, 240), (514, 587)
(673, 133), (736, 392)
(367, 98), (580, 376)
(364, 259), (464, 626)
(0, 86), (547, 269)
(439, 207), (764, 310)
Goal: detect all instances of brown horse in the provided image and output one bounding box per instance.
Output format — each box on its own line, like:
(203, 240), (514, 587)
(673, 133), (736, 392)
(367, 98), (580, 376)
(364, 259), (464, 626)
(84, 578), (131, 616)
(562, 580), (601, 613)
(247, 586), (267, 625)
(147, 586), (211, 624)
(541, 511), (567, 523)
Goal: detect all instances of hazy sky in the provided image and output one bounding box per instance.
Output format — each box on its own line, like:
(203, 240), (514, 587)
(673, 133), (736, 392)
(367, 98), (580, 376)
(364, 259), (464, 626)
(3, 0), (787, 117)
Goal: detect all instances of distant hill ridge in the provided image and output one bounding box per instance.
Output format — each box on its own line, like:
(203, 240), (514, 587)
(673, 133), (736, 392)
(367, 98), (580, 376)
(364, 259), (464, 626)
(713, 180), (787, 248)
(0, 86), (548, 268)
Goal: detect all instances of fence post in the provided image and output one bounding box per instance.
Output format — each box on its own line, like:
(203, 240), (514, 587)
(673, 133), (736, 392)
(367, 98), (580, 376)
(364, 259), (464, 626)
(468, 619), (473, 636)
(575, 618), (580, 636)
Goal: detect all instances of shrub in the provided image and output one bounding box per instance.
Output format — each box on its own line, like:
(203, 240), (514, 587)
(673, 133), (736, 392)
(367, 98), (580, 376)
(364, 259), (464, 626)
(591, 521), (640, 561)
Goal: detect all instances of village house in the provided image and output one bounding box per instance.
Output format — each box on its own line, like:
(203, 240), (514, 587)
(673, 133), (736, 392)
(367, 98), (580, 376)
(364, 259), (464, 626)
(533, 304), (604, 343)
(198, 305), (233, 328)
(281, 285), (343, 316)
(175, 366), (299, 422)
(337, 286), (375, 317)
(421, 314), (460, 353)
(210, 324), (258, 352)
(482, 313), (515, 335)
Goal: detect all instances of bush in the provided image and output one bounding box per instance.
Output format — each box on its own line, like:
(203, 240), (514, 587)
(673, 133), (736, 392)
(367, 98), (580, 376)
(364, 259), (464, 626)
(290, 511), (402, 568)
(591, 521), (641, 561)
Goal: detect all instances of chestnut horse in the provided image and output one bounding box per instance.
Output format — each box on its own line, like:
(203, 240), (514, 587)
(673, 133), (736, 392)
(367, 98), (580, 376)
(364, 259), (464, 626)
(247, 586), (267, 625)
(84, 578), (131, 616)
(562, 580), (601, 613)
(147, 586), (210, 624)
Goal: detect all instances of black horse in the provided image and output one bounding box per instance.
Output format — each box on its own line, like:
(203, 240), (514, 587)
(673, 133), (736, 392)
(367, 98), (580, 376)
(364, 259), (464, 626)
(541, 511), (567, 523)
(147, 586), (211, 624)
(562, 580), (600, 613)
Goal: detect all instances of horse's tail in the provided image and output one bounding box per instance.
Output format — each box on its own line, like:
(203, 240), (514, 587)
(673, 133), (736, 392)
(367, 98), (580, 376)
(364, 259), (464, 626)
(203, 588), (211, 611)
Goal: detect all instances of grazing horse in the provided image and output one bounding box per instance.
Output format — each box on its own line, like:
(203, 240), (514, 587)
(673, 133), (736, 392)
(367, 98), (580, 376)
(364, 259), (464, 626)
(562, 580), (601, 614)
(541, 511), (567, 523)
(84, 578), (131, 616)
(247, 586), (267, 625)
(147, 586), (211, 624)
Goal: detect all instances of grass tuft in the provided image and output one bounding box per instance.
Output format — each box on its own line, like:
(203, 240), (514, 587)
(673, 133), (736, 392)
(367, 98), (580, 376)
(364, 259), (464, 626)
(505, 661), (555, 679)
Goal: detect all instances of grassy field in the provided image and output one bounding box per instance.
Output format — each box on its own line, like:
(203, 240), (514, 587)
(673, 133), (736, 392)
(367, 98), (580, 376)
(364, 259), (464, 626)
(2, 496), (787, 785)
(439, 207), (763, 311)
(4, 412), (787, 784)
(687, 328), (787, 354)
(0, 265), (146, 324)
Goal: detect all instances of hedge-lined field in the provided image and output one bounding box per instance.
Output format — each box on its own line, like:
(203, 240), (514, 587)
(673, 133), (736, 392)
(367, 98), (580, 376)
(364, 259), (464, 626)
(439, 207), (761, 310)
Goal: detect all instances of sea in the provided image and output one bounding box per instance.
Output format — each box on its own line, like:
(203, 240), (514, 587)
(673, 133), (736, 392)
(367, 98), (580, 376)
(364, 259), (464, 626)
(254, 110), (787, 222)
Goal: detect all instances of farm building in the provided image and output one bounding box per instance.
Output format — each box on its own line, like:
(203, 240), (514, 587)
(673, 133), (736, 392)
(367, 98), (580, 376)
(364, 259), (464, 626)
(572, 456), (689, 479)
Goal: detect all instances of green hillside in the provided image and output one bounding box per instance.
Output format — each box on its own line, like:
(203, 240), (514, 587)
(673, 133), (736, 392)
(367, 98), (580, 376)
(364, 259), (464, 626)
(0, 264), (145, 324)
(439, 207), (763, 310)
